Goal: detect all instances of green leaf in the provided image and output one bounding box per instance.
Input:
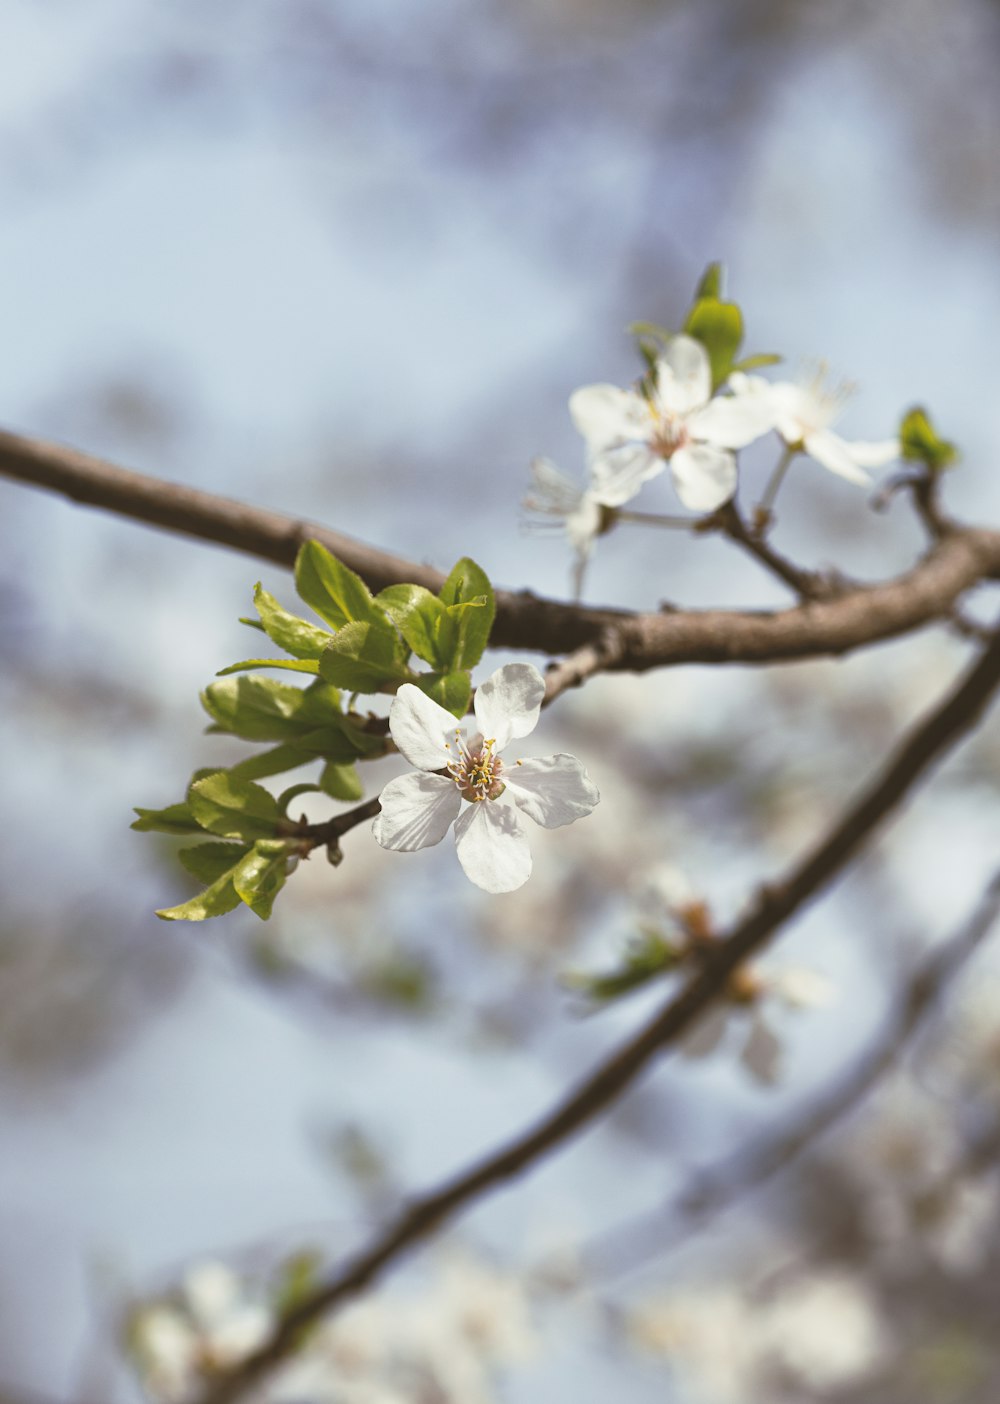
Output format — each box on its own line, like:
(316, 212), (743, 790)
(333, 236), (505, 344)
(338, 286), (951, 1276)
(229, 723), (384, 779)
(319, 760), (364, 801)
(566, 931), (682, 1004)
(693, 261), (723, 301)
(203, 676), (320, 741)
(226, 742), (321, 781)
(188, 772), (283, 841)
(252, 584), (333, 659)
(361, 952), (436, 1010)
(437, 557), (495, 670)
(216, 658), (321, 677)
(900, 405), (959, 472)
(201, 676), (346, 742)
(233, 840), (293, 920)
(627, 320), (672, 344)
(376, 584), (448, 668)
(683, 297), (744, 390)
(277, 782), (323, 813)
(179, 841), (252, 884)
(157, 869), (243, 922)
(294, 540), (380, 630)
(131, 801), (203, 835)
(295, 679), (356, 724)
(318, 620), (410, 692)
(273, 1251), (323, 1320)
(413, 670), (472, 718)
(732, 351), (782, 373)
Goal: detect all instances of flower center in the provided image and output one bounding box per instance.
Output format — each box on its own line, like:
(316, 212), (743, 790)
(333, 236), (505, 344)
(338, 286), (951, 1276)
(648, 407), (689, 459)
(447, 733), (505, 802)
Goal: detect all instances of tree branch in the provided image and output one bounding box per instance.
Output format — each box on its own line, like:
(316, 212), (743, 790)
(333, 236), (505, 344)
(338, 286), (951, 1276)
(3, 427), (1000, 672)
(194, 627), (1000, 1404)
(584, 866), (1000, 1280)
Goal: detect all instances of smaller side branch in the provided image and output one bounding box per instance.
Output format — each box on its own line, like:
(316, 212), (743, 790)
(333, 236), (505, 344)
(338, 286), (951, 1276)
(714, 502), (842, 600)
(196, 628), (1000, 1404)
(542, 628), (629, 705)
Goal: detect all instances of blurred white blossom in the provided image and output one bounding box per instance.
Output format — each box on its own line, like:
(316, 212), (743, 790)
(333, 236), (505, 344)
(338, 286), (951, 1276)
(731, 367), (898, 485)
(629, 1269), (888, 1402)
(131, 1251), (537, 1404)
(682, 962), (836, 1085)
(757, 1269), (888, 1391)
(522, 456), (605, 596)
(129, 1261), (272, 1401)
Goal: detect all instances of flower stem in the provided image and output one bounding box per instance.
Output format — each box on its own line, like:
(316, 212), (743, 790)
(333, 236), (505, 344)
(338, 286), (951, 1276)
(615, 509), (696, 530)
(757, 446), (797, 519)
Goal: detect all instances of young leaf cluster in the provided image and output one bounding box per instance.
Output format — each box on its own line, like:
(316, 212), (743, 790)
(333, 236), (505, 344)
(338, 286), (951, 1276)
(133, 543), (496, 922)
(630, 260), (781, 392)
(899, 405), (960, 473)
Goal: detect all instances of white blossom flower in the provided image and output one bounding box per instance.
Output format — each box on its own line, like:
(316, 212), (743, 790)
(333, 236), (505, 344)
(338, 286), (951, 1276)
(631, 1271), (888, 1402)
(129, 1264), (274, 1402)
(758, 1270), (888, 1391)
(731, 367), (899, 485)
(130, 1305), (199, 1402)
(373, 663), (599, 893)
(569, 335), (774, 513)
(628, 1285), (761, 1404)
(682, 963), (835, 1085)
(522, 456), (605, 596)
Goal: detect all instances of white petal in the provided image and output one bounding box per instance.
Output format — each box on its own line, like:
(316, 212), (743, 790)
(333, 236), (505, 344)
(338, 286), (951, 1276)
(634, 862), (698, 921)
(184, 1263), (242, 1327)
(803, 428), (872, 486)
(682, 1005), (729, 1058)
(845, 437), (900, 468)
(670, 443), (737, 512)
(525, 456), (583, 517)
(565, 493), (603, 553)
(771, 966), (836, 1009)
(727, 370), (771, 396)
(688, 387), (777, 449)
(740, 1014), (782, 1085)
(474, 663), (545, 752)
(569, 384), (651, 450)
(504, 754), (599, 828)
(372, 772), (461, 851)
(454, 799), (532, 893)
(588, 443), (664, 506)
(388, 683), (459, 770)
(655, 335), (711, 417)
(770, 380), (827, 438)
(208, 1307), (273, 1367)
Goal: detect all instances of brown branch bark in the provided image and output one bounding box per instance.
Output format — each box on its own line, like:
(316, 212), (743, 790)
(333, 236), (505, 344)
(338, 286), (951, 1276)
(194, 627), (1000, 1404)
(3, 426), (1000, 673)
(714, 501), (840, 599)
(584, 866), (1000, 1280)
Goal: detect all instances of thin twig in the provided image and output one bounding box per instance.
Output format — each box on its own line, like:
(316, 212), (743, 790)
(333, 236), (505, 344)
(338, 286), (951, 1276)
(542, 628), (629, 704)
(756, 444), (798, 522)
(194, 629), (1000, 1404)
(3, 427), (1000, 672)
(615, 509), (697, 530)
(714, 501), (840, 599)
